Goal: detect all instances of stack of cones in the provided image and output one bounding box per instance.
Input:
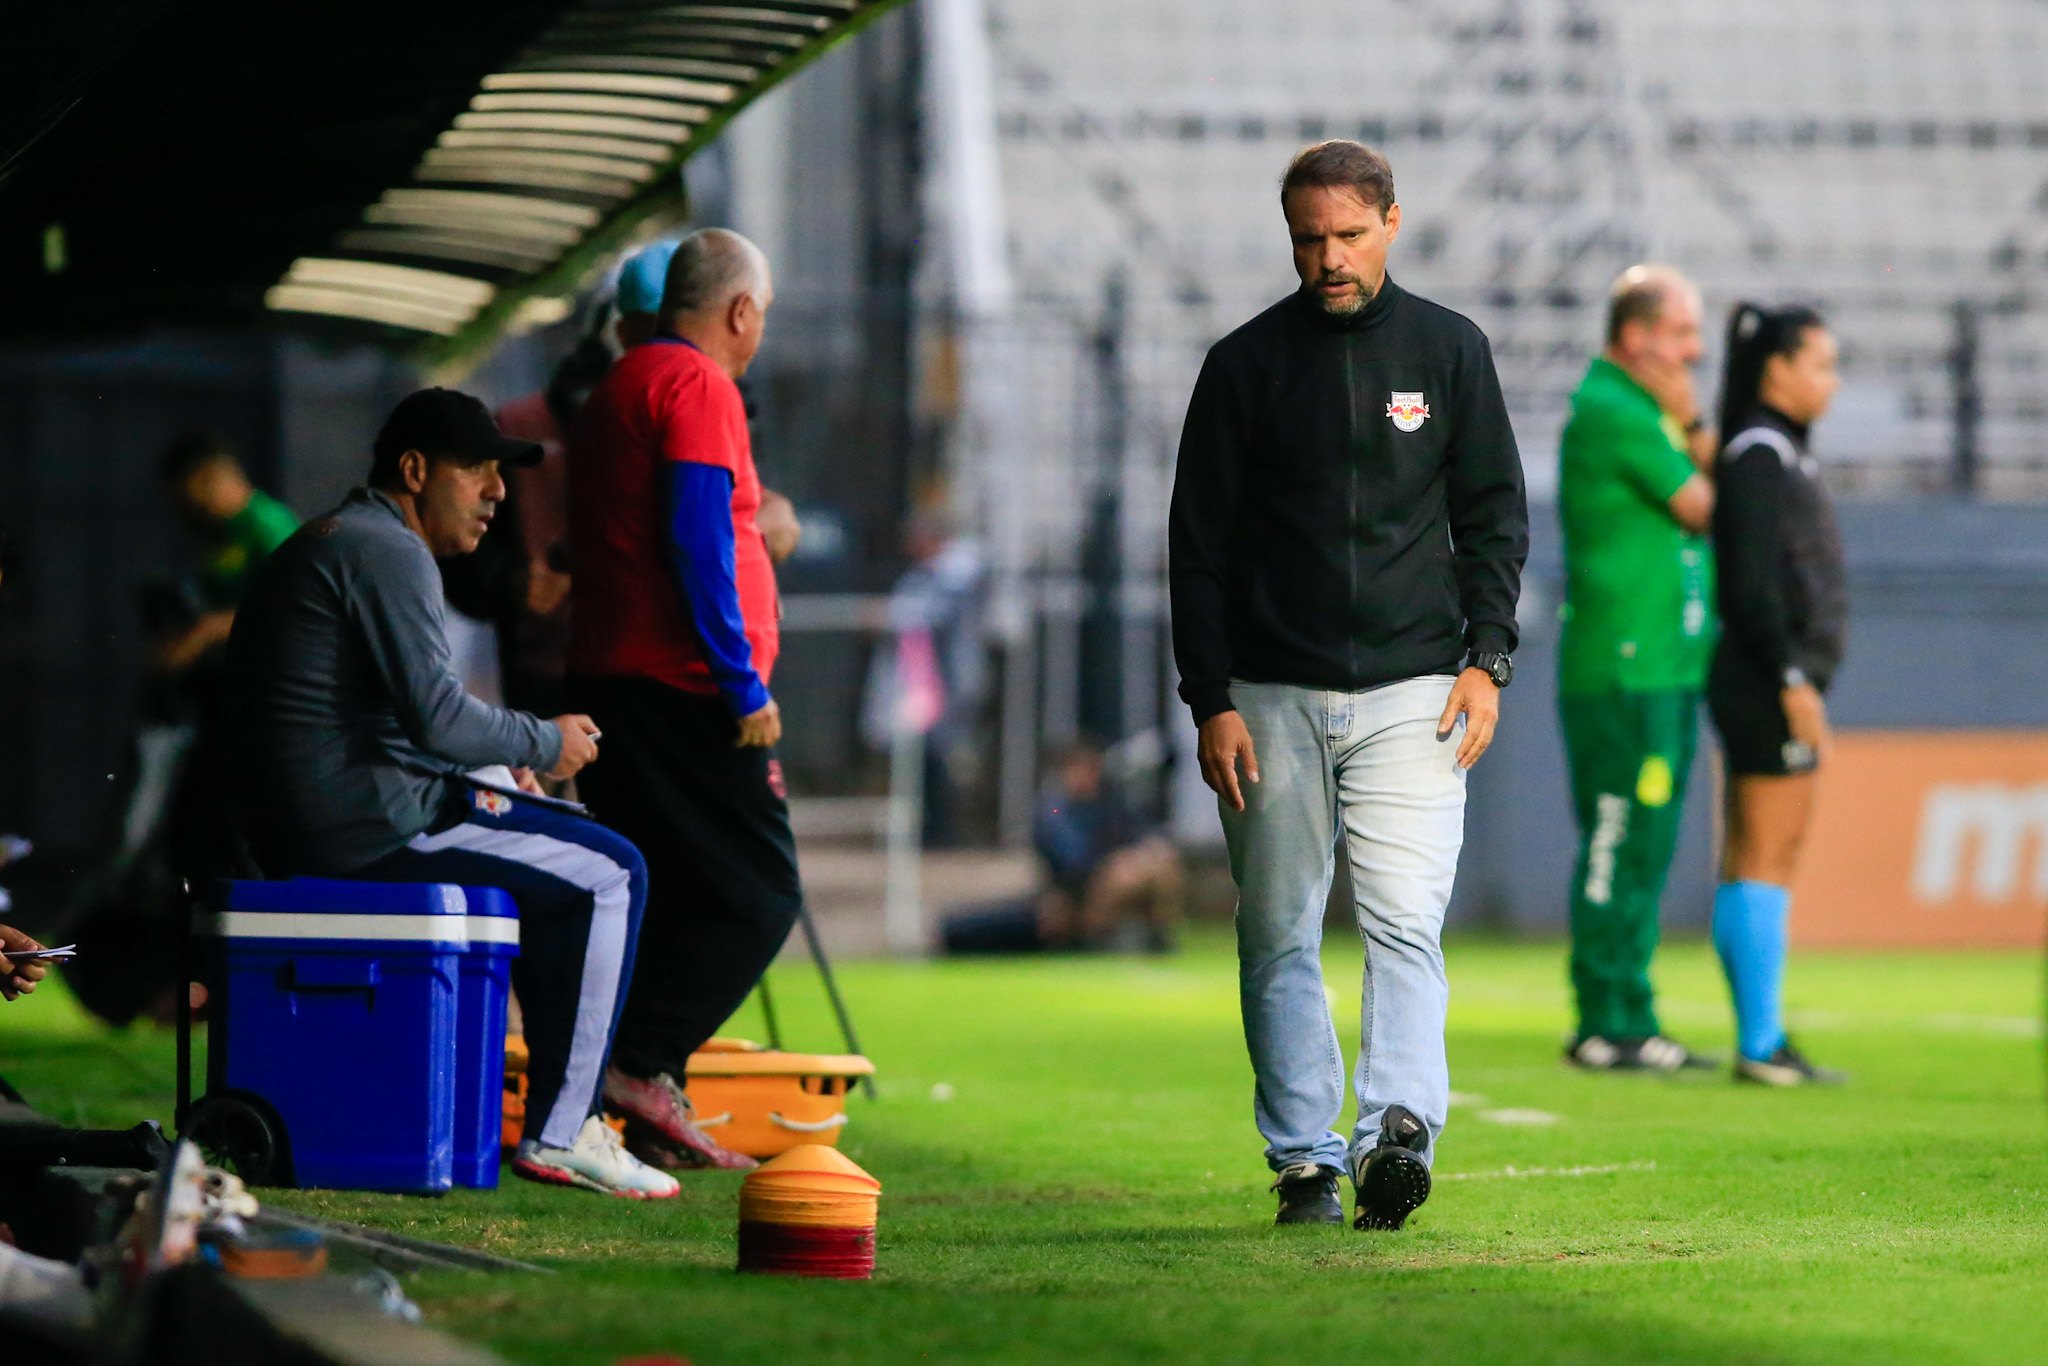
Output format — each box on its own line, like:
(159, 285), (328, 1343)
(736, 1144), (880, 1279)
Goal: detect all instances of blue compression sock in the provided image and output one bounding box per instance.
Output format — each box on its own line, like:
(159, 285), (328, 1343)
(1712, 881), (1790, 1062)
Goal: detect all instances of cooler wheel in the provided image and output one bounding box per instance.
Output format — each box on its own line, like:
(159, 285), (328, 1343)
(183, 1091), (291, 1187)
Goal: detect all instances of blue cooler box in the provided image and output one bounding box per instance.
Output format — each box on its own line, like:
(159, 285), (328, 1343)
(203, 879), (519, 1192)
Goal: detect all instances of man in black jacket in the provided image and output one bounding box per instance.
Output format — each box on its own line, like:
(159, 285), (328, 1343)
(1169, 141), (1527, 1232)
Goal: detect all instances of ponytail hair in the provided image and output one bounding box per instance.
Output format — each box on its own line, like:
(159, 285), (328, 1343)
(1718, 302), (1826, 440)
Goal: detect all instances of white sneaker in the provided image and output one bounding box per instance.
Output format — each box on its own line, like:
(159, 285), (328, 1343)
(113, 1139), (208, 1286)
(512, 1115), (681, 1199)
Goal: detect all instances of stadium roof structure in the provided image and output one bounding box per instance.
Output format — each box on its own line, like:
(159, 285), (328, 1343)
(0, 0), (903, 367)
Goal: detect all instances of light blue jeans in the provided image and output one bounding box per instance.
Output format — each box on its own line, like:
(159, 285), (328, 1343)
(1220, 677), (1466, 1179)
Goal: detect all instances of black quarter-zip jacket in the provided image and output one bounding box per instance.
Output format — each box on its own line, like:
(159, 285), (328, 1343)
(1169, 279), (1529, 724)
(1713, 406), (1848, 687)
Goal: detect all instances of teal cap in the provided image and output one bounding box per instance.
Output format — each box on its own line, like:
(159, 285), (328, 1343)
(616, 242), (677, 315)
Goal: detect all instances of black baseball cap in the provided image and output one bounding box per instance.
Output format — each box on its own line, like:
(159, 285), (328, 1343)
(373, 388), (544, 469)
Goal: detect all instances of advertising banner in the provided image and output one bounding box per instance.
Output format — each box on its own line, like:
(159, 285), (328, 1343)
(1791, 731), (2048, 947)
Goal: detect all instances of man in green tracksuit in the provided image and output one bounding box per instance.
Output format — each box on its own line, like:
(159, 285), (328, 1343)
(1558, 266), (1718, 1071)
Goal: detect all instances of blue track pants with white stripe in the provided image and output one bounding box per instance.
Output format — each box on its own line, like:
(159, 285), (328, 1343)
(354, 789), (648, 1150)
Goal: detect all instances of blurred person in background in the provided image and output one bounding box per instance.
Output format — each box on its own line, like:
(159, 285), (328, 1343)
(230, 388), (677, 1199)
(59, 438), (298, 1024)
(1707, 304), (1847, 1087)
(443, 320), (613, 721)
(1556, 266), (1719, 1075)
(862, 507), (985, 847)
(939, 739), (1181, 955)
(155, 432), (300, 676)
(568, 228), (797, 1175)
(1032, 741), (1181, 951)
(1170, 141), (1527, 1231)
(439, 247), (668, 715)
(613, 240), (676, 350)
(154, 432), (300, 879)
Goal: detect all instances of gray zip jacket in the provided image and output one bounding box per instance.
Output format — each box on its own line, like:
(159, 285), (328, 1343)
(228, 487), (562, 875)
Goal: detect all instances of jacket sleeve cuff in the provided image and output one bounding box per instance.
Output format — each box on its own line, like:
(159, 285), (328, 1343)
(531, 717), (564, 771)
(723, 673), (772, 719)
(1784, 648), (1829, 688)
(1182, 681), (1235, 726)
(1465, 621), (1515, 657)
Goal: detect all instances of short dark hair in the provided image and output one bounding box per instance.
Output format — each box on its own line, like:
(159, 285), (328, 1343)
(1606, 277), (1670, 346)
(1280, 140), (1396, 219)
(159, 429), (237, 484)
(369, 445), (443, 490)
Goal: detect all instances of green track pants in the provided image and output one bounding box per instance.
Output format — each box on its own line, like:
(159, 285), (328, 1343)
(1559, 689), (1699, 1042)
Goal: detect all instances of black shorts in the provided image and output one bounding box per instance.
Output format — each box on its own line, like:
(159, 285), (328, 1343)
(1707, 644), (1821, 778)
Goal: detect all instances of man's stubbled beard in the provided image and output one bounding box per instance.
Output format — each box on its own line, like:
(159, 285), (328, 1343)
(1311, 273), (1377, 316)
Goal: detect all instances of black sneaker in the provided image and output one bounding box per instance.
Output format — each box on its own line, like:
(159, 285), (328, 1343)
(1734, 1039), (1846, 1087)
(1353, 1104), (1431, 1231)
(1271, 1162), (1344, 1225)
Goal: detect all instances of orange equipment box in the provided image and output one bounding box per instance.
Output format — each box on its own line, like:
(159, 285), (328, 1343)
(685, 1038), (875, 1159)
(502, 1035), (529, 1152)
(503, 1035), (873, 1158)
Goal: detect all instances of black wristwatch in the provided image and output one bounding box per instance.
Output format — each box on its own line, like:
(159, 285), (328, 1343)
(1468, 651), (1514, 689)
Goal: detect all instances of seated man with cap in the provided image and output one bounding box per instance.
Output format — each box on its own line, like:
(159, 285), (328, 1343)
(228, 388), (675, 1200)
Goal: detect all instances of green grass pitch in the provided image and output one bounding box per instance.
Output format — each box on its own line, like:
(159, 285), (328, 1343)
(3, 928), (2044, 1364)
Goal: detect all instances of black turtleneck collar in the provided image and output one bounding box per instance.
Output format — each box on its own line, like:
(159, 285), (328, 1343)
(1739, 403), (1811, 448)
(1294, 274), (1404, 332)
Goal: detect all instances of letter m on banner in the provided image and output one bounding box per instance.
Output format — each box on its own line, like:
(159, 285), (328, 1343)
(1911, 782), (2048, 903)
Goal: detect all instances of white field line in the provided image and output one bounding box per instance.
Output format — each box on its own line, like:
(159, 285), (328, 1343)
(1919, 1013), (2043, 1038)
(1438, 1160), (1657, 1183)
(1476, 1108), (1562, 1126)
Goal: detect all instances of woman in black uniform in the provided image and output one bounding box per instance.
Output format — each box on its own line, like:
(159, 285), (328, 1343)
(1707, 304), (1848, 1087)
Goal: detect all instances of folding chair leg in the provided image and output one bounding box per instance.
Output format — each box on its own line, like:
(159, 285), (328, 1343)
(797, 904), (872, 1098)
(755, 974), (786, 1051)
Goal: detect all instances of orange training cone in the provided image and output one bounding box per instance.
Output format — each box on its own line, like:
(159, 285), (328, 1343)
(736, 1144), (879, 1279)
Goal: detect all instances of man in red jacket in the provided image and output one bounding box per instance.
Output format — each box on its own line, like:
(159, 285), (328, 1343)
(568, 228), (797, 1173)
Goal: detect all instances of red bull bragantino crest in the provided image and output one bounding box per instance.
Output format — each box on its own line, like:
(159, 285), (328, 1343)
(1386, 392), (1430, 432)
